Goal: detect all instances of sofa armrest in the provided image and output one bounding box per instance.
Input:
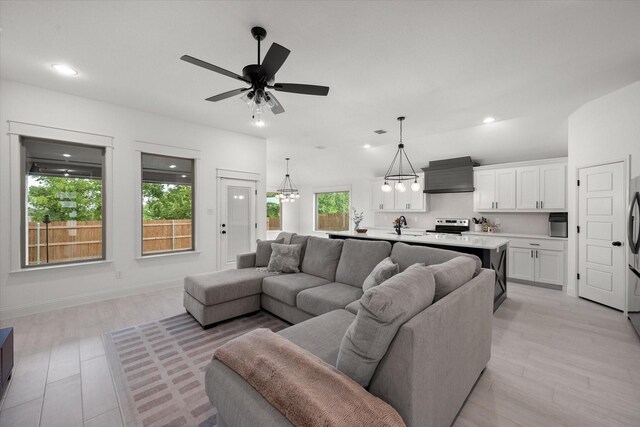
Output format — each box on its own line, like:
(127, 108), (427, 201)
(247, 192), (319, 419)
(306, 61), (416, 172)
(368, 268), (495, 427)
(236, 252), (256, 269)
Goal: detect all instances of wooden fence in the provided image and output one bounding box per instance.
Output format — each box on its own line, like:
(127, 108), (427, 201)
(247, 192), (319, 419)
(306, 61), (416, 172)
(267, 216), (281, 231)
(317, 212), (349, 231)
(27, 219), (192, 264)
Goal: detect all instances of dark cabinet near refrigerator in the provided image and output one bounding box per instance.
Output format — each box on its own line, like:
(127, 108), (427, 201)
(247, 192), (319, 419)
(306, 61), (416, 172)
(0, 327), (14, 396)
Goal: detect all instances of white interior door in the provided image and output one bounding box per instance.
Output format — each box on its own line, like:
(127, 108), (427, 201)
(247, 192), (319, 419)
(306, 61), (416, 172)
(578, 162), (626, 310)
(219, 178), (256, 270)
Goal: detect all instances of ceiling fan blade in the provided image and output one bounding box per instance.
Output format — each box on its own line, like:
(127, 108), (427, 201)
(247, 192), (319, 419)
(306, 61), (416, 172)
(265, 91), (285, 114)
(259, 43), (290, 81)
(272, 83), (329, 96)
(205, 88), (249, 102)
(181, 55), (249, 83)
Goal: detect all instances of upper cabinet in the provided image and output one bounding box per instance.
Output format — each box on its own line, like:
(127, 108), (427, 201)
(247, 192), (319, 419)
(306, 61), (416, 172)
(473, 168), (516, 210)
(474, 159), (566, 212)
(371, 173), (430, 212)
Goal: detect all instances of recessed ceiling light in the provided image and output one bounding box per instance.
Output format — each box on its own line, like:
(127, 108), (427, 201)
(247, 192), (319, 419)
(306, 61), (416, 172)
(169, 164), (176, 169)
(254, 119), (265, 127)
(51, 64), (78, 76)
(62, 153), (71, 157)
(482, 117), (496, 124)
(314, 145), (327, 150)
(363, 144), (372, 149)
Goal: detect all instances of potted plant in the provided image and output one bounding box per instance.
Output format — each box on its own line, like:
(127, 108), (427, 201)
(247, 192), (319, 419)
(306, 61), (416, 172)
(351, 208), (367, 233)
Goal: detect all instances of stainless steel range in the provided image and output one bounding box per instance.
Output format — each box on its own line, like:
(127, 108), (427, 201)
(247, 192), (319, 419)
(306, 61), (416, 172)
(426, 218), (470, 235)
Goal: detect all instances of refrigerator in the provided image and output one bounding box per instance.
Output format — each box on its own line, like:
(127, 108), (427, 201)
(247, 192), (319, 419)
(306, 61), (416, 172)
(628, 175), (640, 337)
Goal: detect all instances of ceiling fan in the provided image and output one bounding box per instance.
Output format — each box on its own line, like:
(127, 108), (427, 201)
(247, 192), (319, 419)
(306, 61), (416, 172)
(180, 26), (330, 118)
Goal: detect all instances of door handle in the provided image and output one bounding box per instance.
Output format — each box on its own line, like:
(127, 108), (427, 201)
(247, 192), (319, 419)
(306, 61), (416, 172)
(612, 241), (622, 246)
(531, 250), (534, 258)
(221, 223), (226, 227)
(536, 201), (539, 209)
(496, 201), (498, 209)
(535, 250), (538, 258)
(540, 201), (544, 208)
(221, 230), (227, 234)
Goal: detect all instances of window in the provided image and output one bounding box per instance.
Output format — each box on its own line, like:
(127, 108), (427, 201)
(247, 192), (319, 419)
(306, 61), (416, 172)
(266, 192), (282, 231)
(141, 153), (194, 255)
(315, 191), (350, 231)
(22, 137), (105, 267)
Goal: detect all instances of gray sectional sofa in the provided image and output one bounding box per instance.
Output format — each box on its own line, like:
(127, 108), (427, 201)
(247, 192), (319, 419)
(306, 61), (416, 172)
(184, 233), (495, 427)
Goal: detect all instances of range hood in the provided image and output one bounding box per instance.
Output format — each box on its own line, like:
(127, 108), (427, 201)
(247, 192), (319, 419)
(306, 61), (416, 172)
(422, 156), (478, 194)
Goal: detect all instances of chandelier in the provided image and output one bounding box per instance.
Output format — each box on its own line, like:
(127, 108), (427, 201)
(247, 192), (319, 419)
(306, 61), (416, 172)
(276, 157), (300, 202)
(381, 117), (421, 193)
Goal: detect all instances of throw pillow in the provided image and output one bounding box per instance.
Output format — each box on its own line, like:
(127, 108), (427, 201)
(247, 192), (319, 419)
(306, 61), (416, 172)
(426, 256), (476, 301)
(362, 257), (399, 292)
(255, 238), (285, 267)
(267, 243), (302, 273)
(336, 263), (436, 387)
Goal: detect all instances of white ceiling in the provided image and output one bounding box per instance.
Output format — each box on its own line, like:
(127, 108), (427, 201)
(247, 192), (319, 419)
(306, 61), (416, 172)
(2, 1), (640, 184)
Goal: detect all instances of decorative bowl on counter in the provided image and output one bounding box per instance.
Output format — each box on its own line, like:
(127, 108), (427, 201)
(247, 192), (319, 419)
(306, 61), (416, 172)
(355, 228), (368, 234)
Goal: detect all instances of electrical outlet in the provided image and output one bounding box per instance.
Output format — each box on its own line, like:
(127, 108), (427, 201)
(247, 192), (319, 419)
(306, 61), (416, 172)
(115, 271), (123, 279)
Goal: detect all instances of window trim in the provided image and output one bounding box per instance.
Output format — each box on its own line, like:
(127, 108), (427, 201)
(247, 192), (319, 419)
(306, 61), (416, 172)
(312, 185), (352, 232)
(266, 190), (283, 232)
(140, 152), (196, 257)
(20, 137), (107, 268)
(8, 121), (114, 272)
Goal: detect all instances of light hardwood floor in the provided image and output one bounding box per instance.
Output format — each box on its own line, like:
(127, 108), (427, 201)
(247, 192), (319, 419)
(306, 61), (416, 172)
(0, 283), (639, 427)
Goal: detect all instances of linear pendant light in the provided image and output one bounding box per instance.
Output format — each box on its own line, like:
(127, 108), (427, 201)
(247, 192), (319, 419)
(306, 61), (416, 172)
(276, 157), (300, 202)
(381, 117), (421, 193)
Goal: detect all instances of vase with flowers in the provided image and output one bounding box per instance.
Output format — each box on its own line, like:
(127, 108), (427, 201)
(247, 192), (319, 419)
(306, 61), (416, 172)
(351, 208), (367, 233)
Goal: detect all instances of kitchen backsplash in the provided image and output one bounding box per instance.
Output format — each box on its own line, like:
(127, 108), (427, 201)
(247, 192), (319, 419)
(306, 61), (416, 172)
(372, 193), (551, 235)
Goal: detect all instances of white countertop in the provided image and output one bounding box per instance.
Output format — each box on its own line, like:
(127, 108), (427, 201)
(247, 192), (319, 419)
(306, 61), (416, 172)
(327, 230), (510, 250)
(462, 231), (568, 241)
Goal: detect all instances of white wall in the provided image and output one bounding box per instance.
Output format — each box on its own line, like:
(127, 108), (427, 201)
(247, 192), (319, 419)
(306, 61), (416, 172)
(567, 81), (640, 296)
(0, 79), (267, 319)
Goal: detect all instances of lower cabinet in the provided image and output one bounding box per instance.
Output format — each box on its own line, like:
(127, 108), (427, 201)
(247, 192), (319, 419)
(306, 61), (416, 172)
(508, 238), (566, 287)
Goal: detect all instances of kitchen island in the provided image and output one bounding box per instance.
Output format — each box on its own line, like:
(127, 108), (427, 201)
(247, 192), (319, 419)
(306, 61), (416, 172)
(328, 230), (509, 311)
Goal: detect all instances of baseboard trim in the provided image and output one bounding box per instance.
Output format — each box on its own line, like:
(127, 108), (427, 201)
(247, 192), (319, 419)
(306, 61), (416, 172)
(508, 278), (563, 291)
(0, 279), (182, 321)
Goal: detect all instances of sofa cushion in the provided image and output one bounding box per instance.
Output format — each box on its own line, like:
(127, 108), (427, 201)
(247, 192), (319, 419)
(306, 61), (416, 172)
(275, 231), (296, 244)
(278, 309), (356, 365)
(344, 300), (359, 315)
(427, 256), (477, 301)
(290, 235), (310, 267)
(184, 268), (276, 306)
(300, 237), (344, 281)
(336, 263), (436, 387)
(297, 282), (364, 316)
(335, 239), (392, 288)
(390, 242), (482, 275)
(362, 257), (399, 292)
(262, 273), (330, 306)
(255, 238), (284, 267)
(267, 243), (302, 273)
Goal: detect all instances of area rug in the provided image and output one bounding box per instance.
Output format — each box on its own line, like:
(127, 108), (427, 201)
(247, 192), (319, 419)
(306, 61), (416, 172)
(104, 311), (290, 427)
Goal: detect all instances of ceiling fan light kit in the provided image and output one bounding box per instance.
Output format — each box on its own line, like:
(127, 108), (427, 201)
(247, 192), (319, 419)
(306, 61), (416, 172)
(381, 117), (421, 193)
(276, 158), (300, 202)
(181, 26), (329, 125)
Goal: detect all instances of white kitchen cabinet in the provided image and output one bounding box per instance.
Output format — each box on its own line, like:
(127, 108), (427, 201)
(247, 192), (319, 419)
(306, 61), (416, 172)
(535, 249), (565, 286)
(540, 164), (566, 209)
(509, 247), (536, 281)
(474, 159), (567, 212)
(495, 168), (516, 209)
(516, 167), (539, 209)
(372, 173), (428, 212)
(508, 237), (566, 287)
(473, 169), (515, 211)
(473, 170), (496, 211)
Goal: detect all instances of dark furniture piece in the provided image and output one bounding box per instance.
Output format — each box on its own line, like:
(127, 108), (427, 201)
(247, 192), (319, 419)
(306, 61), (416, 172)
(328, 234), (507, 311)
(0, 327), (14, 396)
